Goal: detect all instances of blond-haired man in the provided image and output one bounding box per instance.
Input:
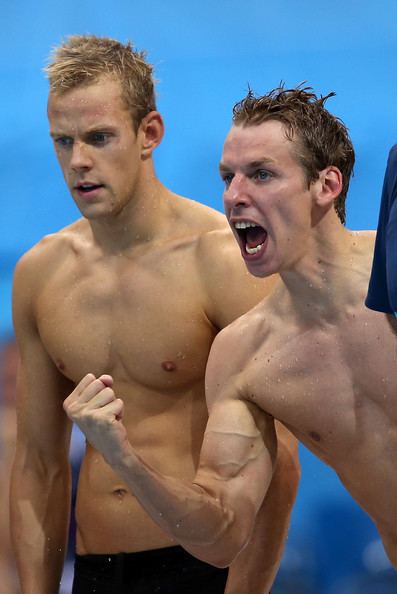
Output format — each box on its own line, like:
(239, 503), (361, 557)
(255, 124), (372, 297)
(11, 37), (299, 594)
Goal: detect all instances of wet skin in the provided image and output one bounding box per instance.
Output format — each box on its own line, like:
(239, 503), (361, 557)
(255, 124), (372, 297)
(11, 78), (298, 594)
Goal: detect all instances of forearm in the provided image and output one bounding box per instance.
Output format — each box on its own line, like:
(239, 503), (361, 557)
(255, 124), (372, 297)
(110, 442), (247, 566)
(10, 458), (71, 594)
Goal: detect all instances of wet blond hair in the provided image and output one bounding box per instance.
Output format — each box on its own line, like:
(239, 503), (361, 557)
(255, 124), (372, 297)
(45, 34), (156, 131)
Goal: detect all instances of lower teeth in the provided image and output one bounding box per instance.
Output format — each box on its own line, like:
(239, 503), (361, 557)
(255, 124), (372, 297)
(246, 243), (264, 255)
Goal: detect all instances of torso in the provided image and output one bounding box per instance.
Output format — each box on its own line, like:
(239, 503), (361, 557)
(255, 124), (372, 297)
(228, 231), (397, 559)
(33, 199), (240, 553)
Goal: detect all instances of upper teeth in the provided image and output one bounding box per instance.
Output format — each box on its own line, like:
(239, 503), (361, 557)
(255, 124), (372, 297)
(234, 221), (258, 229)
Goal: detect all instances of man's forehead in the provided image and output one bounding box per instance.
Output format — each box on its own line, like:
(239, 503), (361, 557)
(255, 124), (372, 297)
(48, 76), (124, 108)
(225, 120), (289, 145)
(47, 80), (130, 124)
(221, 120), (293, 165)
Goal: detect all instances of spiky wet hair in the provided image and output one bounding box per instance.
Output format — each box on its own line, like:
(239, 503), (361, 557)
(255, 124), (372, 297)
(45, 34), (156, 131)
(232, 84), (355, 224)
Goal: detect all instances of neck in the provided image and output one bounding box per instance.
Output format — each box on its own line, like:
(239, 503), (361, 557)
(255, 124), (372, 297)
(273, 216), (370, 322)
(87, 176), (172, 255)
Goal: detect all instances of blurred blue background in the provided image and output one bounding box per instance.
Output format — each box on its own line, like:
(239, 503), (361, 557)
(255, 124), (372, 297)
(1, 1), (397, 592)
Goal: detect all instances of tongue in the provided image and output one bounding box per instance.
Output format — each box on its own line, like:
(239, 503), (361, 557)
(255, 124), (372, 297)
(246, 226), (267, 248)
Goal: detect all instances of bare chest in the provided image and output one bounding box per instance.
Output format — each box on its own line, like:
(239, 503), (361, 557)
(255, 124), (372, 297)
(243, 313), (397, 463)
(36, 250), (215, 390)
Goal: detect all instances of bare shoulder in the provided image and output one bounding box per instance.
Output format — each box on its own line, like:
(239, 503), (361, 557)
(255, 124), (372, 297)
(171, 193), (228, 232)
(13, 219), (87, 296)
(347, 229), (377, 275)
(170, 193), (243, 251)
(206, 303), (266, 405)
(213, 301), (267, 353)
(195, 221), (277, 327)
(350, 229), (376, 252)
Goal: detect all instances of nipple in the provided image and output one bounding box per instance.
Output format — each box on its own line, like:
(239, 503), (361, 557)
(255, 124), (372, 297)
(56, 359), (66, 372)
(113, 488), (128, 499)
(162, 360), (177, 372)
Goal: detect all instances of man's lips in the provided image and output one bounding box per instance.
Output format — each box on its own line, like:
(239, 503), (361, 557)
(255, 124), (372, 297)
(74, 183), (104, 197)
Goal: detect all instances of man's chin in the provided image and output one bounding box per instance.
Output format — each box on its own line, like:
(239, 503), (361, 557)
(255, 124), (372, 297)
(243, 259), (273, 279)
(240, 247), (273, 278)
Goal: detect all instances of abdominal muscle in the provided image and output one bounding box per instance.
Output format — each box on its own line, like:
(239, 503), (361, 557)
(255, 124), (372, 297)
(75, 460), (179, 553)
(74, 389), (208, 554)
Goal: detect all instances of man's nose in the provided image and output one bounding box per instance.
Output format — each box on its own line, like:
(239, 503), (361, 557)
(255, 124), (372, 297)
(70, 142), (93, 170)
(224, 175), (250, 208)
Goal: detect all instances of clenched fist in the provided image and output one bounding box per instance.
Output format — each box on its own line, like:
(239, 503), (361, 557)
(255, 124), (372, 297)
(64, 373), (128, 468)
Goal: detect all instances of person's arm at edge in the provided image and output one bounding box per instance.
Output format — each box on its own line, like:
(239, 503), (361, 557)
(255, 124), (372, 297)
(10, 252), (74, 594)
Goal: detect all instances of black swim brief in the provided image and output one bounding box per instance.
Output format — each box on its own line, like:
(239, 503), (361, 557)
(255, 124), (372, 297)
(71, 545), (228, 594)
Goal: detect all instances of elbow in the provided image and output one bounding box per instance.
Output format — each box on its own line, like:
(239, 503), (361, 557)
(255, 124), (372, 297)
(184, 517), (251, 568)
(176, 484), (253, 567)
(187, 543), (243, 569)
(209, 548), (241, 568)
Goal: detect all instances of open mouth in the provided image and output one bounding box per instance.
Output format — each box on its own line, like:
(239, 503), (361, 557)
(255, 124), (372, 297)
(234, 221), (268, 255)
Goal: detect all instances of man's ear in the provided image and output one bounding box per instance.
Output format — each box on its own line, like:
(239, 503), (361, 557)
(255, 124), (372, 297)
(139, 111), (164, 159)
(314, 166), (343, 209)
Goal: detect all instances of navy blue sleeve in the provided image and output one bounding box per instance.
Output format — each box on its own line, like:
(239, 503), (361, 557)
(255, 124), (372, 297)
(366, 144), (397, 313)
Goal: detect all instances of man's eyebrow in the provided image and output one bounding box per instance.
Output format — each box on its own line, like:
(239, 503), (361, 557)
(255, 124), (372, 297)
(246, 159), (275, 168)
(84, 125), (117, 134)
(49, 130), (65, 138)
(219, 158), (275, 171)
(49, 125), (117, 138)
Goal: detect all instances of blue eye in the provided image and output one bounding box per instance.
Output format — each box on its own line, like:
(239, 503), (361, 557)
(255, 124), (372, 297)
(255, 169), (270, 181)
(55, 136), (73, 147)
(90, 132), (110, 145)
(221, 173), (234, 188)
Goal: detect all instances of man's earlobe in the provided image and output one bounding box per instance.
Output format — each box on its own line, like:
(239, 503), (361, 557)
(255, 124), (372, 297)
(140, 111), (164, 158)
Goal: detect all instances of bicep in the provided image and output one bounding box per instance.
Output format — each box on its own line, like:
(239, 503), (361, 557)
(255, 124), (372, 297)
(15, 346), (73, 456)
(195, 398), (277, 522)
(13, 266), (73, 457)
